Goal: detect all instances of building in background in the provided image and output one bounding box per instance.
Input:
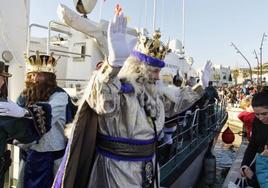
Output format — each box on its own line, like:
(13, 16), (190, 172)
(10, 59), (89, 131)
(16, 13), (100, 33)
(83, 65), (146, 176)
(211, 64), (232, 86)
(231, 62), (268, 85)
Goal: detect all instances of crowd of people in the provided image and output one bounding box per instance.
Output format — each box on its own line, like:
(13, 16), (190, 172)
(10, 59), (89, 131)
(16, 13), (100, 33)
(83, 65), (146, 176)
(217, 83), (259, 107)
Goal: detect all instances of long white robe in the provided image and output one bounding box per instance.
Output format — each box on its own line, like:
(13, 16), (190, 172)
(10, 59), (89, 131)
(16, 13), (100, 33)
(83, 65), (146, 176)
(86, 63), (165, 188)
(85, 63), (202, 188)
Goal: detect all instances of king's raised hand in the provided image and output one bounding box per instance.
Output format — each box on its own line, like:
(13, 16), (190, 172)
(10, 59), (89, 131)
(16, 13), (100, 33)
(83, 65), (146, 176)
(200, 60), (213, 88)
(107, 7), (129, 67)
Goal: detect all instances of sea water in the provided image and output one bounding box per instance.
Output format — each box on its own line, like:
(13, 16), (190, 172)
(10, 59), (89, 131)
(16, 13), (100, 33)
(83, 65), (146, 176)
(197, 123), (242, 188)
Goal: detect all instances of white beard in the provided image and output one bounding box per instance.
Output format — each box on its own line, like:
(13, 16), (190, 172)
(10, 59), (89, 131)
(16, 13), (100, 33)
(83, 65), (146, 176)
(146, 83), (158, 99)
(156, 81), (181, 103)
(117, 57), (162, 118)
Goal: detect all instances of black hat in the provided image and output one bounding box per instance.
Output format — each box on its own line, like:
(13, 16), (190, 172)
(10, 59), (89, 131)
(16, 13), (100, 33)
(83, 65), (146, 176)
(0, 61), (11, 77)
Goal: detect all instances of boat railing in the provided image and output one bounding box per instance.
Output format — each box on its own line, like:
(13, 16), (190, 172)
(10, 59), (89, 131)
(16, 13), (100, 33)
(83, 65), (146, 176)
(159, 99), (228, 183)
(27, 21), (92, 58)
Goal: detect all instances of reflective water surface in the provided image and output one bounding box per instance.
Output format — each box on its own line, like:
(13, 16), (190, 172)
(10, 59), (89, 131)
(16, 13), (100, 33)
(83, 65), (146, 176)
(197, 123), (243, 188)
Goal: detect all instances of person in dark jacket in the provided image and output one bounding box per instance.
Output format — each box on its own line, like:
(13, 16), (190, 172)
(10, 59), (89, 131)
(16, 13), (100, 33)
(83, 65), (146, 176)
(204, 81), (219, 124)
(205, 81), (219, 104)
(240, 87), (268, 188)
(173, 73), (183, 87)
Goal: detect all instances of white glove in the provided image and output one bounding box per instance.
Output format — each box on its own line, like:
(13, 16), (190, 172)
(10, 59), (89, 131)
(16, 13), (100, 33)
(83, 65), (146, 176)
(200, 60), (213, 88)
(128, 37), (137, 52)
(107, 12), (129, 67)
(0, 101), (26, 118)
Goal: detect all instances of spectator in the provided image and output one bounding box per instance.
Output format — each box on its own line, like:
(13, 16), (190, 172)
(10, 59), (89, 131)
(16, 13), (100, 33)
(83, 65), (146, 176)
(173, 73), (183, 87)
(238, 96), (254, 141)
(240, 86), (268, 188)
(205, 81), (219, 104)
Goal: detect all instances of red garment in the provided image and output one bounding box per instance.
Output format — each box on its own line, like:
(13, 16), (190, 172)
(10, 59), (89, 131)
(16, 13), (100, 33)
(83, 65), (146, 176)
(238, 111), (255, 141)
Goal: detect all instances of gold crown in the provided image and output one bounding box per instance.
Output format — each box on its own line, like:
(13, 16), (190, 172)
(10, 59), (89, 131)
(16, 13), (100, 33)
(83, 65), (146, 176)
(134, 30), (170, 60)
(25, 51), (59, 73)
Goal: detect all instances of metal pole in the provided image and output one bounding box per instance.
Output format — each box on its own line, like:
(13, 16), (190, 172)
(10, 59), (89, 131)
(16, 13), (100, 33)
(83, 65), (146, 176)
(144, 0), (147, 28)
(260, 33), (267, 86)
(160, 0), (164, 29)
(153, 0), (157, 31)
(27, 24), (49, 56)
(230, 42), (253, 81)
(98, 0), (103, 22)
(47, 20), (72, 55)
(254, 49), (260, 84)
(182, 0), (185, 49)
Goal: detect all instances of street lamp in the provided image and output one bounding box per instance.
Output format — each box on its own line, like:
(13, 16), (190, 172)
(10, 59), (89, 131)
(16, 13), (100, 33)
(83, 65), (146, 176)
(230, 42), (253, 82)
(260, 32), (267, 86)
(253, 49), (260, 84)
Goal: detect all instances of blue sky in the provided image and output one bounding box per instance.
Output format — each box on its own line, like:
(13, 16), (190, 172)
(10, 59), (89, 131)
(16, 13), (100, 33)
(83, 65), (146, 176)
(30, 0), (268, 69)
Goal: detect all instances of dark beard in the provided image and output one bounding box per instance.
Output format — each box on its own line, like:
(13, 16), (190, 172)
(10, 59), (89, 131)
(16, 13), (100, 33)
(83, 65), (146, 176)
(23, 82), (56, 106)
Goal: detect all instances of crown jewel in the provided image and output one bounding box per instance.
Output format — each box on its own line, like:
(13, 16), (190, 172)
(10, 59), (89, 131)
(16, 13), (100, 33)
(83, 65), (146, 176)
(134, 30), (170, 60)
(25, 51), (59, 73)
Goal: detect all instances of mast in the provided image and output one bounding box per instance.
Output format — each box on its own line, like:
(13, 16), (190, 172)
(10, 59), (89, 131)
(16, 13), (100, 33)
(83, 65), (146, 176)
(98, 0), (103, 22)
(153, 0), (157, 31)
(182, 0), (185, 52)
(144, 0), (147, 28)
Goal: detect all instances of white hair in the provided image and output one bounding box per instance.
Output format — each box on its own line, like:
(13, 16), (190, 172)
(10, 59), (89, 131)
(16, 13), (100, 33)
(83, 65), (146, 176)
(118, 56), (150, 95)
(119, 56), (165, 120)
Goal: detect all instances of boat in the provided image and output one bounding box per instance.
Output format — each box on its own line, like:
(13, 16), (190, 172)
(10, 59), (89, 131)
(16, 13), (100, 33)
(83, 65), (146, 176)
(0, 1), (228, 187)
(159, 100), (228, 187)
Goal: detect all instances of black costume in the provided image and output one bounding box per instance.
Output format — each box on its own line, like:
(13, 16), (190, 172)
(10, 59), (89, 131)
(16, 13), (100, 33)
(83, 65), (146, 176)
(241, 117), (268, 188)
(0, 97), (52, 188)
(205, 85), (219, 104)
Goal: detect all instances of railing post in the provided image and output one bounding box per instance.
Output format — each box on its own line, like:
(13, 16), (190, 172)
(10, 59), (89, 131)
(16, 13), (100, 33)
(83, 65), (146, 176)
(204, 106), (209, 135)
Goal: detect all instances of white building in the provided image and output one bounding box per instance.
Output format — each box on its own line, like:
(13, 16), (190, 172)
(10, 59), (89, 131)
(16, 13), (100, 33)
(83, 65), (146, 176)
(211, 64), (232, 86)
(161, 39), (198, 84)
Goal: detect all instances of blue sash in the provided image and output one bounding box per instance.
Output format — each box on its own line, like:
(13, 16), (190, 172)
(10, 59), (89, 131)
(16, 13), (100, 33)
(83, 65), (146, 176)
(96, 133), (155, 161)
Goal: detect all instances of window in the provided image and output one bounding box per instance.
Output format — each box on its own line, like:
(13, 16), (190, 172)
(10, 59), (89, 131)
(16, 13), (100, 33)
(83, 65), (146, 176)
(73, 42), (86, 62)
(81, 45), (86, 58)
